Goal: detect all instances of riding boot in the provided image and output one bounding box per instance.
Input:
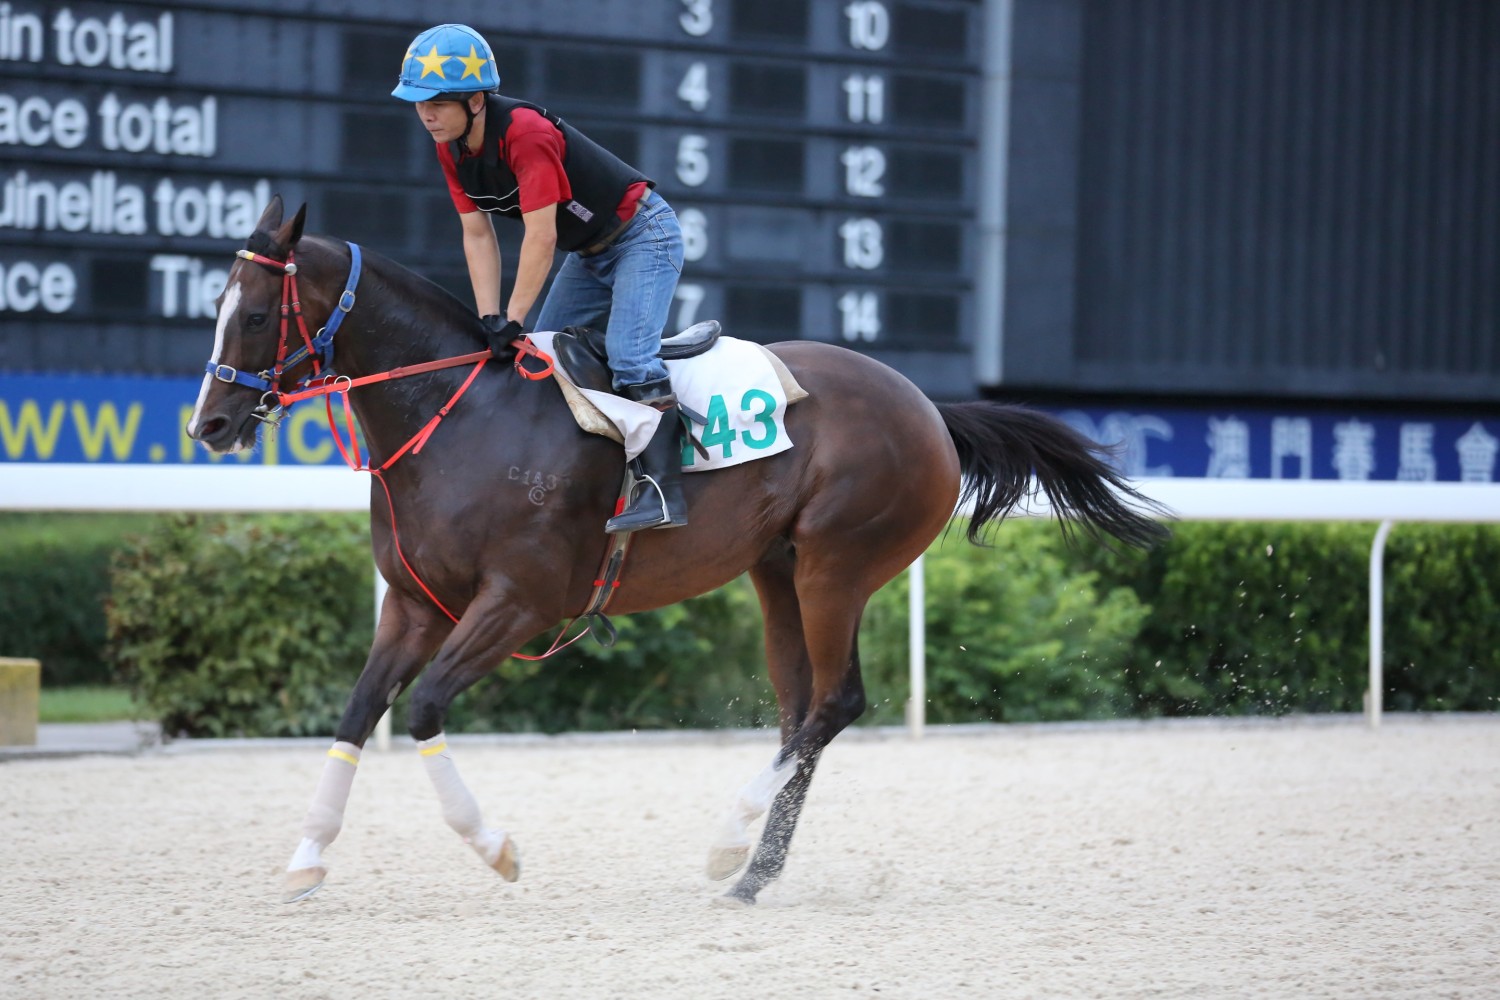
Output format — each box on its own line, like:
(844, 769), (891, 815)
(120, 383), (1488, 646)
(605, 376), (689, 533)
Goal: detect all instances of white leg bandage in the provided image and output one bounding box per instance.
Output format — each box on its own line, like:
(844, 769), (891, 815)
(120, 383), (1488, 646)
(715, 752), (800, 850)
(418, 733), (507, 866)
(287, 741), (361, 872)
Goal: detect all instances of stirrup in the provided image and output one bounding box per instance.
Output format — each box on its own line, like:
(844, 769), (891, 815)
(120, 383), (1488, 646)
(605, 474), (687, 533)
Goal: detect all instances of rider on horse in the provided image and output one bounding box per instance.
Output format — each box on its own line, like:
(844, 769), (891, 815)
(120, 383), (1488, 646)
(392, 23), (688, 533)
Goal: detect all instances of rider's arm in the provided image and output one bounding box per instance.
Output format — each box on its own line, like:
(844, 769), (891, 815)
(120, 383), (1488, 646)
(507, 206), (557, 325)
(459, 210), (502, 317)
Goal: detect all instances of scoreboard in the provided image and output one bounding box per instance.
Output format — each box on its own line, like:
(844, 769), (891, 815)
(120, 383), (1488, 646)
(0, 0), (985, 398)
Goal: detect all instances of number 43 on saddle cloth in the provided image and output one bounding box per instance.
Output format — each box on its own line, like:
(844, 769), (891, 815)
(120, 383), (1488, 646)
(528, 326), (808, 472)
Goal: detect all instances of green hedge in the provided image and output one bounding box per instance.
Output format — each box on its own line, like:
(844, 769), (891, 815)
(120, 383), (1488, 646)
(103, 512), (775, 738)
(1070, 520), (1500, 715)
(107, 514), (374, 737)
(1372, 524), (1500, 711)
(441, 580), (775, 734)
(859, 525), (1149, 724)
(0, 513), (157, 686)
(62, 512), (1500, 738)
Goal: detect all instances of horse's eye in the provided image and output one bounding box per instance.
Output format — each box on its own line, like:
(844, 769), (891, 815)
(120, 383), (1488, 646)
(246, 313), (268, 328)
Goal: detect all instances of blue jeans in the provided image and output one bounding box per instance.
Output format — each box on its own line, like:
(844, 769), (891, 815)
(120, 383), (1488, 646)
(534, 190), (684, 390)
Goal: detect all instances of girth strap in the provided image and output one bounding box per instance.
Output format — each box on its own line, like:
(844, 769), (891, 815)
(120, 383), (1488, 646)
(575, 468), (638, 647)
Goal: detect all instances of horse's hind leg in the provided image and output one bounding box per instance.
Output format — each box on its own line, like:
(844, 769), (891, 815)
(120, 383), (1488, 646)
(284, 593), (449, 902)
(706, 548), (812, 881)
(722, 556), (871, 903)
(726, 636), (865, 904)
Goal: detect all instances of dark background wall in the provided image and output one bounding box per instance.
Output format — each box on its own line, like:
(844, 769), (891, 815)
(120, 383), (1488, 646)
(1002, 0), (1500, 405)
(3, 0), (1496, 408)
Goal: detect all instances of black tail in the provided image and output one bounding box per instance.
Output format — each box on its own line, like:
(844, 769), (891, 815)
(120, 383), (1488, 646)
(936, 402), (1172, 548)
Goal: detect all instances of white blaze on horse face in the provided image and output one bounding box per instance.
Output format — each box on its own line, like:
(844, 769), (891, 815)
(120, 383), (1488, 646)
(187, 279), (242, 437)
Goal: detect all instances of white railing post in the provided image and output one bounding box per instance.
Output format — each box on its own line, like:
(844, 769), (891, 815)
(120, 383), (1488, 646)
(907, 554), (926, 738)
(373, 566), (392, 751)
(1368, 519), (1394, 729)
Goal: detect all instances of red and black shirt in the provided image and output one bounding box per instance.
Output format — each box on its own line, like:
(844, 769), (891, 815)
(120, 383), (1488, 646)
(437, 95), (652, 253)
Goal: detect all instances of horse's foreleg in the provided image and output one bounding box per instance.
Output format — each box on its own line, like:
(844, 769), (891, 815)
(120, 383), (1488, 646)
(283, 595), (448, 902)
(403, 598), (552, 883)
(412, 734), (520, 881)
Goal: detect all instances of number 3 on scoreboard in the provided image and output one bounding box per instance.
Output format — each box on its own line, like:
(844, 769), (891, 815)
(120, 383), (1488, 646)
(679, 0), (712, 36)
(682, 389), (779, 466)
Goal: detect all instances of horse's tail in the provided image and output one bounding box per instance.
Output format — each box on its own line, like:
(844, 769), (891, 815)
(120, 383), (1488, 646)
(935, 401), (1172, 548)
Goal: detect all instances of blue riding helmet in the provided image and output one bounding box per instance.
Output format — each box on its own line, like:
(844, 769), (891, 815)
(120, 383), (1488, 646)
(392, 23), (501, 102)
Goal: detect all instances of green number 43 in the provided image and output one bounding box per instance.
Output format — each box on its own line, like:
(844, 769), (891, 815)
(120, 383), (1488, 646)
(682, 389), (778, 466)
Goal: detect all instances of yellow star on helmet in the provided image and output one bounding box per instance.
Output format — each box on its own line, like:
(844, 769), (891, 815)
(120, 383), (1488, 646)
(457, 45), (488, 82)
(415, 44), (448, 80)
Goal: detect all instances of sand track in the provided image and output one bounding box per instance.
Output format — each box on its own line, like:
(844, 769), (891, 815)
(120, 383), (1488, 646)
(2, 717), (1496, 999)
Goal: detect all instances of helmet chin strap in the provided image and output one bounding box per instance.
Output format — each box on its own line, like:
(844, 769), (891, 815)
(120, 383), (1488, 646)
(459, 97), (482, 156)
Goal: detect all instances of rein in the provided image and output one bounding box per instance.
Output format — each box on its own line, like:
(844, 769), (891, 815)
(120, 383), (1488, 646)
(212, 240), (598, 656)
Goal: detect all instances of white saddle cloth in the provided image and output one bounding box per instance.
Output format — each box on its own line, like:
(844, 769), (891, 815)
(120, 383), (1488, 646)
(528, 329), (807, 470)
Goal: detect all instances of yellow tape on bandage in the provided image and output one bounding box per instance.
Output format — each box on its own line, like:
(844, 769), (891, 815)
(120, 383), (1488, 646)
(327, 747), (360, 767)
(418, 742), (449, 757)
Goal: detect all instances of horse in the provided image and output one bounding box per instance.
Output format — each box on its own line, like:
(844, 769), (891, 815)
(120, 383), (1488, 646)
(187, 196), (1169, 905)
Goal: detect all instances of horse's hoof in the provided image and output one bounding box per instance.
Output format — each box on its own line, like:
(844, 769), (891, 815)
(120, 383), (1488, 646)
(705, 844), (750, 881)
(490, 836), (521, 882)
(714, 888), (757, 908)
(282, 866), (327, 903)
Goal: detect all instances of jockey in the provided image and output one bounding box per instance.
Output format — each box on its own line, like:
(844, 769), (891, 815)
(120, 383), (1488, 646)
(393, 23), (687, 533)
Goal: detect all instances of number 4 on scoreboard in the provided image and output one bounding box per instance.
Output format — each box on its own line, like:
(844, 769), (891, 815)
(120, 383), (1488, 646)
(678, 61), (709, 111)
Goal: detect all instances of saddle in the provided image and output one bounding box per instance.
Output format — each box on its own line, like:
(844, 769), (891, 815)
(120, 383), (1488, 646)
(551, 321), (722, 395)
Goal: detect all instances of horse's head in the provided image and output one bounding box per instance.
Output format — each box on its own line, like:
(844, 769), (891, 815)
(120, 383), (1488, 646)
(186, 195), (320, 453)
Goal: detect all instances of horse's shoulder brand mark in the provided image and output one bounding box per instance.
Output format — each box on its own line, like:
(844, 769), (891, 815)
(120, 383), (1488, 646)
(508, 466), (565, 505)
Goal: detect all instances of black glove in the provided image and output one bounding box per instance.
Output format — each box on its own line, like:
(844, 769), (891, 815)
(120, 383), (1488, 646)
(481, 315), (524, 363)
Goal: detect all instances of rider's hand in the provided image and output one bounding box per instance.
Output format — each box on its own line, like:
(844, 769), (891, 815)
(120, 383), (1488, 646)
(481, 315), (524, 363)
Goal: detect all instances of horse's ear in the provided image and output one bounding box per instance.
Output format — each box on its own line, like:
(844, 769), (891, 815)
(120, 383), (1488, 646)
(282, 202), (308, 248)
(254, 194), (285, 234)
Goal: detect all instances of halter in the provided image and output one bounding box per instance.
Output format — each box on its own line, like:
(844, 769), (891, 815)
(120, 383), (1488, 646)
(203, 242), (364, 424)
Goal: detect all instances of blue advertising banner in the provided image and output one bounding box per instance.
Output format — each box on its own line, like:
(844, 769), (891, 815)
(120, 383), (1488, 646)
(1, 372), (1498, 482)
(1055, 407), (1499, 483)
(0, 372), (351, 466)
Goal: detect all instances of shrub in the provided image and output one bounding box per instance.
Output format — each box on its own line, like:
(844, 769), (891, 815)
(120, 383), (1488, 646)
(1126, 521), (1371, 715)
(107, 514), (373, 737)
(1382, 524), (1500, 712)
(861, 520), (1151, 724)
(1071, 521), (1500, 715)
(441, 575), (775, 733)
(0, 513), (158, 686)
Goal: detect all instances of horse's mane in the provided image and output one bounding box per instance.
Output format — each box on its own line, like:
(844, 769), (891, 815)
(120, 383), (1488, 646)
(290, 231), (488, 351)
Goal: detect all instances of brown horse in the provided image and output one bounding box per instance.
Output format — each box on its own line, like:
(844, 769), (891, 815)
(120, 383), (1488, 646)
(188, 197), (1168, 904)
